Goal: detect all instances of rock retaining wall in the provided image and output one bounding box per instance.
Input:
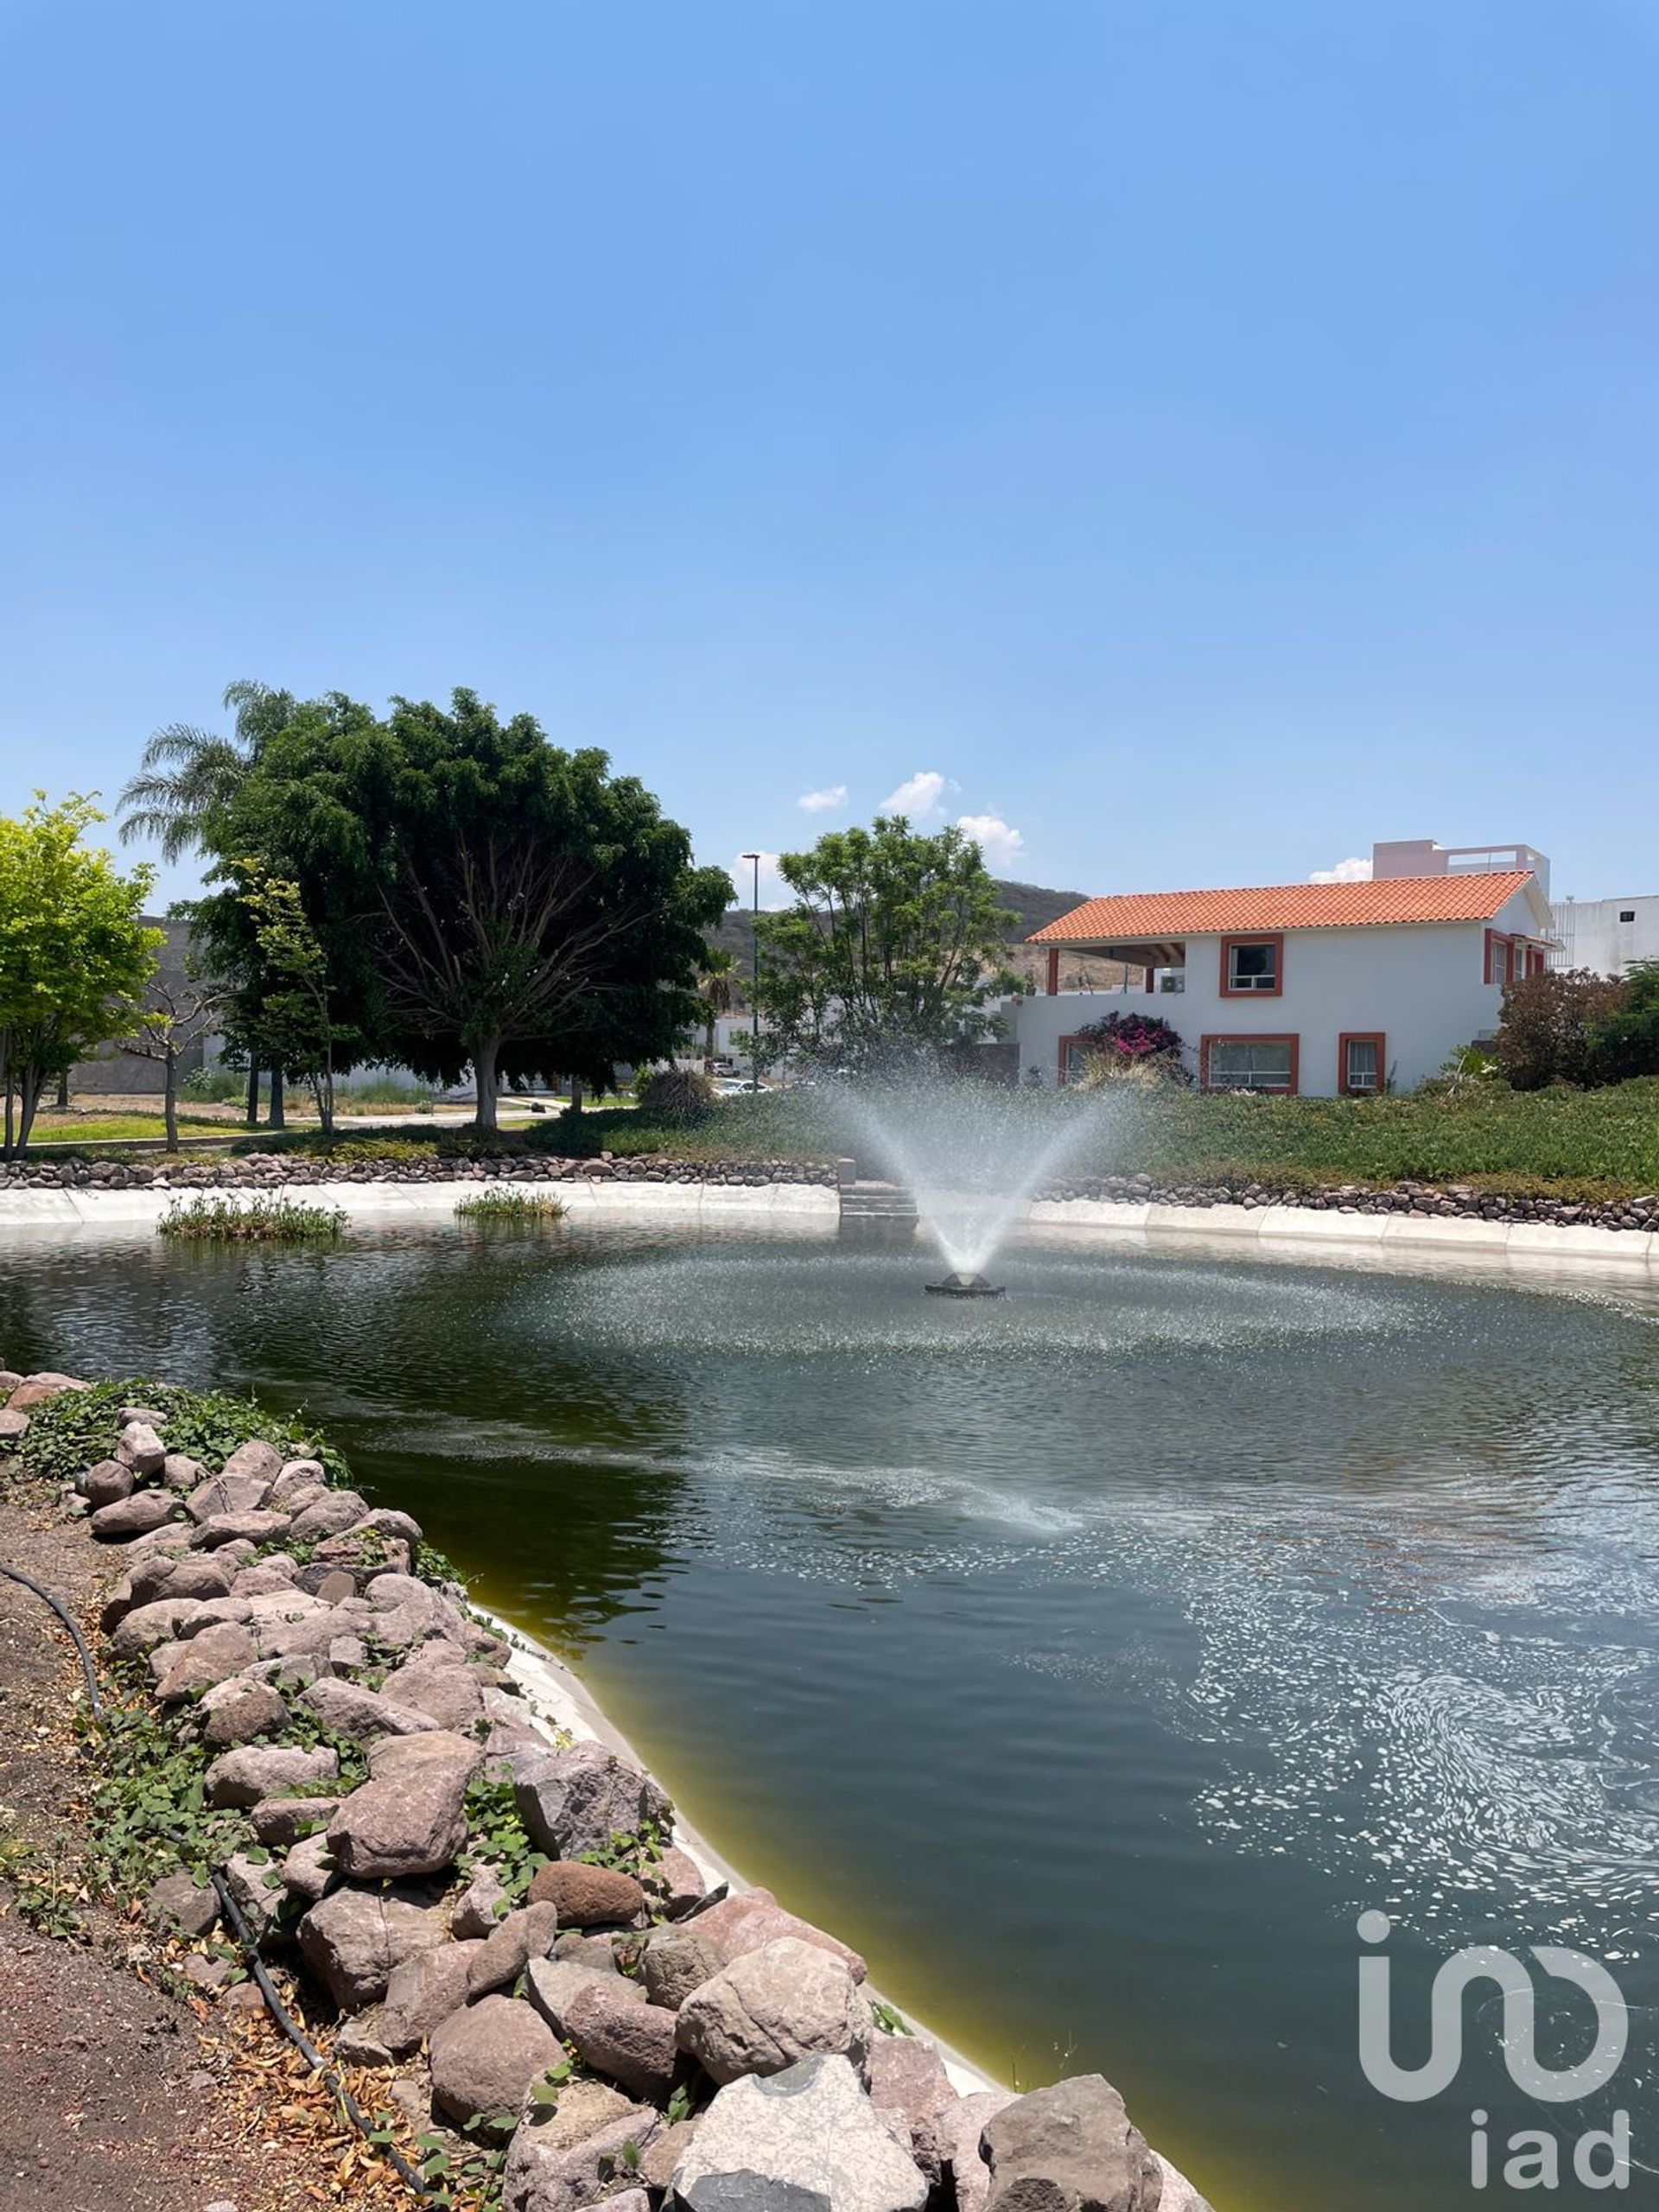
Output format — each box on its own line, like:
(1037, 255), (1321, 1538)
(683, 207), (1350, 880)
(0, 1368), (1211, 2212)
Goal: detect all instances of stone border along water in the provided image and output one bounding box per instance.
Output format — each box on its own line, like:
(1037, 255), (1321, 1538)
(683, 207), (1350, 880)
(1, 1167), (1657, 1273)
(0, 1369), (1212, 2212)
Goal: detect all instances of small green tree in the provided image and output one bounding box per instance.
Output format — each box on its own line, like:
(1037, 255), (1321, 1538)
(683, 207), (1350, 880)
(752, 817), (1020, 1071)
(115, 974), (227, 1152)
(0, 796), (162, 1158)
(1592, 961), (1659, 1084)
(238, 868), (356, 1135)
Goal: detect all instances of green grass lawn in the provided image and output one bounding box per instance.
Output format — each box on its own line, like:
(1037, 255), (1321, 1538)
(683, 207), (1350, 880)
(27, 1109), (245, 1147)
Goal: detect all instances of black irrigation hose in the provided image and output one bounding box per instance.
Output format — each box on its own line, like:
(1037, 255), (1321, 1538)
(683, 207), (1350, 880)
(0, 1560), (105, 1719)
(208, 1866), (441, 2205)
(0, 1562), (436, 2204)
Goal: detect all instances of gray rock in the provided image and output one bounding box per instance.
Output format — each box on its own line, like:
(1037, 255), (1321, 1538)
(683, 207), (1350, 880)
(923, 2089), (1016, 2212)
(527, 2075), (641, 2152)
(154, 1620), (257, 1702)
(381, 1647), (486, 1732)
(511, 1741), (671, 1860)
(691, 1886), (867, 1980)
(982, 2075), (1162, 2212)
(205, 1742), (339, 1808)
(564, 1974), (679, 2101)
(297, 1879), (449, 2009)
(641, 1925), (729, 2012)
(221, 1439), (284, 1483)
(337, 2009), (397, 2066)
(524, 1955), (638, 2038)
(231, 1558), (302, 1596)
(133, 1552), (236, 1607)
(302, 1675), (442, 1745)
(450, 1863), (509, 1939)
(868, 2034), (956, 2181)
(251, 1793), (340, 1847)
(200, 1675), (290, 1748)
(429, 1994), (563, 2131)
(192, 1509), (290, 1550)
(91, 1490), (181, 1542)
(281, 1833), (339, 1905)
(118, 1421), (167, 1478)
(676, 1937), (872, 2086)
(117, 1404), (168, 1430)
(83, 1459), (134, 1510)
(467, 1901), (562, 1997)
(109, 1596), (209, 1658)
(1151, 2161), (1214, 2212)
(315, 1569), (358, 1604)
(270, 1457), (327, 1505)
(0, 1408), (27, 1444)
(671, 2053), (928, 2212)
(146, 1870), (219, 1937)
(502, 2101), (659, 2212)
(379, 1939), (483, 2053)
(162, 1452), (204, 1491)
(654, 1844), (709, 1919)
(186, 1468), (273, 1524)
(286, 1488), (371, 1541)
(327, 1728), (481, 1880)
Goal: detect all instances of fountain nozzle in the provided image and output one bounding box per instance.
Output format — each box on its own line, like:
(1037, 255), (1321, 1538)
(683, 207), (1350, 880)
(925, 1272), (1005, 1300)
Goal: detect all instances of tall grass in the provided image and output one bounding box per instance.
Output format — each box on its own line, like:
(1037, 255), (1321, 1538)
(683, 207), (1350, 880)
(157, 1193), (347, 1243)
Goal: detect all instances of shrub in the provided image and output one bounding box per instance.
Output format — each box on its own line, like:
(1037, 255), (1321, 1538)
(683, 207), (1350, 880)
(1068, 1010), (1188, 1083)
(454, 1189), (568, 1223)
(1592, 961), (1659, 1084)
(181, 1066), (248, 1103)
(157, 1193), (347, 1243)
(1494, 968), (1625, 1089)
(321, 1137), (439, 1164)
(632, 1067), (715, 1122)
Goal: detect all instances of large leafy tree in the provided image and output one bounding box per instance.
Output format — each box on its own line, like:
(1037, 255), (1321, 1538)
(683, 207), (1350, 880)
(200, 689), (730, 1128)
(751, 817), (1021, 1070)
(0, 796), (162, 1157)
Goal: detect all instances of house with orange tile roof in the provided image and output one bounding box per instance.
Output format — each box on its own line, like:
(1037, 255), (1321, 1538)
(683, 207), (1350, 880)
(1016, 840), (1556, 1096)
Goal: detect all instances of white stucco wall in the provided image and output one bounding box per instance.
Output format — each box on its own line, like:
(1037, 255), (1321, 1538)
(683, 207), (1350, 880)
(1551, 894), (1659, 978)
(1017, 891), (1541, 1095)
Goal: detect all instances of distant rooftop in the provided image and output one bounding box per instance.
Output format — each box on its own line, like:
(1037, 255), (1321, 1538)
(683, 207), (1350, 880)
(1029, 871), (1538, 944)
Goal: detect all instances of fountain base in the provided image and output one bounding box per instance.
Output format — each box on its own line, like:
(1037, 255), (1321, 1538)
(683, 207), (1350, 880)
(925, 1272), (1006, 1300)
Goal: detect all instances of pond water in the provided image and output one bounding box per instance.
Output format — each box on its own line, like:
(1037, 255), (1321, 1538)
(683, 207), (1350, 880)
(4, 1221), (1659, 2211)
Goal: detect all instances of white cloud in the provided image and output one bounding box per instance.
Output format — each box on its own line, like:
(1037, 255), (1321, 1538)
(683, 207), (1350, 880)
(728, 850), (790, 910)
(880, 769), (953, 818)
(797, 785), (848, 814)
(1310, 855), (1373, 883)
(957, 811), (1027, 869)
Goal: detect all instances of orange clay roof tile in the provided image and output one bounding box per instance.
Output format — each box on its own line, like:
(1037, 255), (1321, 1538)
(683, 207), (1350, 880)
(1027, 871), (1536, 943)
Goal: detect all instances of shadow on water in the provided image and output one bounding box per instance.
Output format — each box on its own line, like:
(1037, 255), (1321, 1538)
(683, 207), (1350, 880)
(6, 1220), (1659, 2211)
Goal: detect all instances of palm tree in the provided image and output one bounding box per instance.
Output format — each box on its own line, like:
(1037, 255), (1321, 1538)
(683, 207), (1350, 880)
(695, 949), (736, 1070)
(118, 680), (293, 1124)
(117, 679), (289, 862)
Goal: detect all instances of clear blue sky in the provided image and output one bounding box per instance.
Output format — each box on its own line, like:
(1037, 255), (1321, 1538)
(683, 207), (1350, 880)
(3, 0), (1656, 911)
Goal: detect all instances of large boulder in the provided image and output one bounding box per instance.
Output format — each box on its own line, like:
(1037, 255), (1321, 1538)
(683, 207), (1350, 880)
(221, 1438), (284, 1483)
(671, 2053), (928, 2212)
(526, 1859), (645, 1928)
(130, 1551), (234, 1607)
(251, 1793), (341, 1847)
(378, 1940), (484, 2053)
(82, 1459), (134, 1510)
(511, 1742), (671, 1860)
(381, 1647), (486, 1732)
(200, 1675), (289, 1748)
(429, 1994), (562, 2131)
(924, 2089), (1017, 2212)
(503, 2100), (659, 2212)
(868, 2033), (957, 2179)
(302, 1676), (440, 1745)
(109, 1595), (209, 1659)
(676, 1936), (872, 2086)
(192, 1509), (289, 1550)
(281, 1833), (339, 1906)
(467, 1901), (563, 1998)
(564, 1976), (679, 2102)
(982, 2075), (1163, 2212)
(639, 1925), (728, 2012)
(205, 1742), (339, 1808)
(327, 1728), (480, 1879)
(270, 1457), (327, 1505)
(652, 1844), (708, 1919)
(153, 1620), (257, 1702)
(7, 1370), (88, 1411)
(691, 1886), (868, 1980)
(524, 1955), (638, 2039)
(91, 1491), (181, 1542)
(297, 1879), (448, 2009)
(117, 1421), (167, 1478)
(186, 1467), (274, 1524)
(285, 1489), (371, 1541)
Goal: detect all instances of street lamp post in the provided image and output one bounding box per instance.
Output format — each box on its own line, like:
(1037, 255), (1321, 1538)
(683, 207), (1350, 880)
(740, 852), (761, 1091)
